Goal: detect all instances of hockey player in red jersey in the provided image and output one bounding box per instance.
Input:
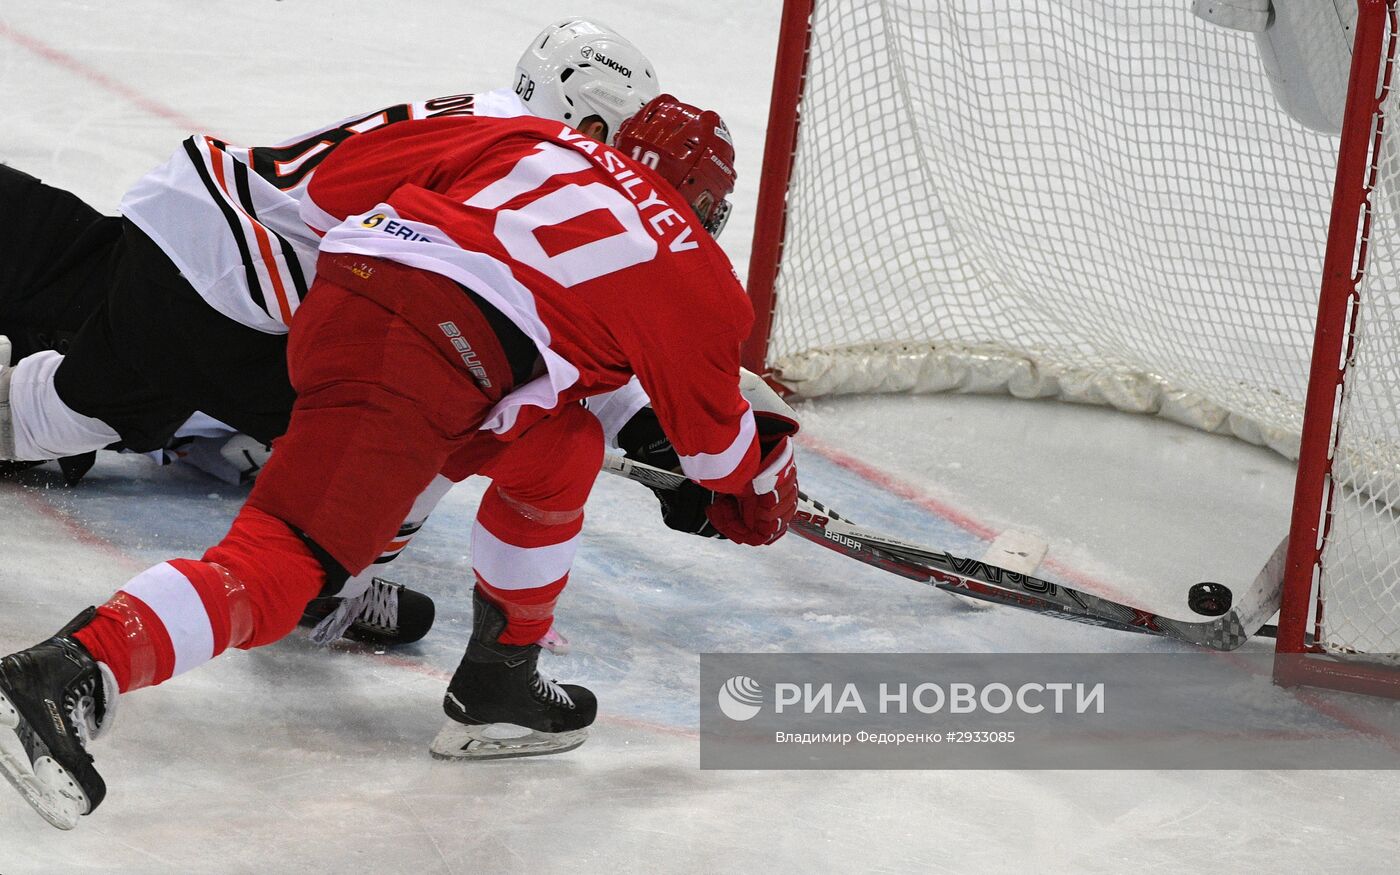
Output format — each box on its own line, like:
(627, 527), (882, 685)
(0, 96), (801, 830)
(0, 16), (659, 647)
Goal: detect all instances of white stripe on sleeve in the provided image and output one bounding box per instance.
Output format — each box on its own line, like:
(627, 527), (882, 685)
(677, 407), (757, 485)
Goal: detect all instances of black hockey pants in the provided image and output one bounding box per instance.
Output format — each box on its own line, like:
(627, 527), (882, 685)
(0, 164), (295, 452)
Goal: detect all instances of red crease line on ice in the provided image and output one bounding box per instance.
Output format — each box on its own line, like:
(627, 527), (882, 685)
(796, 433), (1112, 594)
(0, 22), (211, 134)
(16, 489), (146, 573)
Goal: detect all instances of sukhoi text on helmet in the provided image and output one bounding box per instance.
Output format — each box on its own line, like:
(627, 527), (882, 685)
(592, 53), (632, 79)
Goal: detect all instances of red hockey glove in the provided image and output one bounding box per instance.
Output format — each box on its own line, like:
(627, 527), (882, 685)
(613, 371), (801, 541)
(705, 435), (798, 546)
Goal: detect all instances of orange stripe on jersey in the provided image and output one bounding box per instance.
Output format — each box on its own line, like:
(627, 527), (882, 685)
(248, 220), (295, 324)
(204, 137), (296, 324)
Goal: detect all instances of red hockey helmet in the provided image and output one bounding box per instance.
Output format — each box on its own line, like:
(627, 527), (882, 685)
(613, 94), (737, 237)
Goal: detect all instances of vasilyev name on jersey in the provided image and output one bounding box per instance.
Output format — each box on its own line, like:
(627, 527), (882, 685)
(555, 126), (701, 254)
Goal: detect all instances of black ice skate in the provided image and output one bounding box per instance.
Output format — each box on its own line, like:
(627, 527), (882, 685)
(301, 577), (436, 647)
(0, 607), (117, 830)
(431, 589), (595, 761)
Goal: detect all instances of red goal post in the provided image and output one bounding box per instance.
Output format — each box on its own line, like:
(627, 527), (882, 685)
(1276, 0), (1400, 695)
(745, 0), (1400, 693)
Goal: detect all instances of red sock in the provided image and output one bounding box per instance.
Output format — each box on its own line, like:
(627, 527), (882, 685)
(71, 506), (323, 693)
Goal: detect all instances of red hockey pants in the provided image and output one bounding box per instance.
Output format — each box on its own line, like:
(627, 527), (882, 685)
(76, 271), (602, 690)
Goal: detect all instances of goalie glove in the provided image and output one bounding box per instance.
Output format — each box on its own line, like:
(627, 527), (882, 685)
(705, 434), (798, 546)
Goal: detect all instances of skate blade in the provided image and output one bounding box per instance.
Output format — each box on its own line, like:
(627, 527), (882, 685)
(0, 688), (90, 830)
(429, 720), (588, 761)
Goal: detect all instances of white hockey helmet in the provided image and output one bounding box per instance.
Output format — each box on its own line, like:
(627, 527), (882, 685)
(514, 17), (659, 140)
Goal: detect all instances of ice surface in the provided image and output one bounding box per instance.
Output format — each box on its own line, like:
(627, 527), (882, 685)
(2, 3), (1399, 872)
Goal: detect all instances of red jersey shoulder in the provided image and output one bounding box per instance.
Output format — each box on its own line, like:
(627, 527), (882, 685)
(546, 125), (718, 261)
(415, 118), (727, 266)
(314, 115), (749, 324)
(313, 114), (726, 269)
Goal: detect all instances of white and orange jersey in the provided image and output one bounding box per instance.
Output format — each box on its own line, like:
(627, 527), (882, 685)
(307, 115), (763, 493)
(118, 87), (530, 334)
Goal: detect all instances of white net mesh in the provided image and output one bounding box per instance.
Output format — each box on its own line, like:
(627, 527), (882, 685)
(769, 1), (1340, 457)
(768, 1), (1400, 657)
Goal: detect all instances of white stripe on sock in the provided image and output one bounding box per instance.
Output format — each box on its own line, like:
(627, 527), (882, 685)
(472, 523), (579, 591)
(121, 562), (215, 677)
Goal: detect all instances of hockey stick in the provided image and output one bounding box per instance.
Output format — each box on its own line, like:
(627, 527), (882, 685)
(601, 454), (1283, 651)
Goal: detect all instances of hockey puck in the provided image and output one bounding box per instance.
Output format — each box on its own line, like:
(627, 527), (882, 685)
(1188, 582), (1233, 617)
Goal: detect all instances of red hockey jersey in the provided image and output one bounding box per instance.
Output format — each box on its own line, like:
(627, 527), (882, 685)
(307, 115), (762, 492)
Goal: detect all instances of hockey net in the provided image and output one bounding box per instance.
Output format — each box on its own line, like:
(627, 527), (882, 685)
(746, 0), (1400, 687)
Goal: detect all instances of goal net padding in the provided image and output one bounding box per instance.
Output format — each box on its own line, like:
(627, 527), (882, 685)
(743, 0), (1400, 687)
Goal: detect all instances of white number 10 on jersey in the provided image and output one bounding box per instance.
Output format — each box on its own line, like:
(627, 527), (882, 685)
(466, 142), (658, 288)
